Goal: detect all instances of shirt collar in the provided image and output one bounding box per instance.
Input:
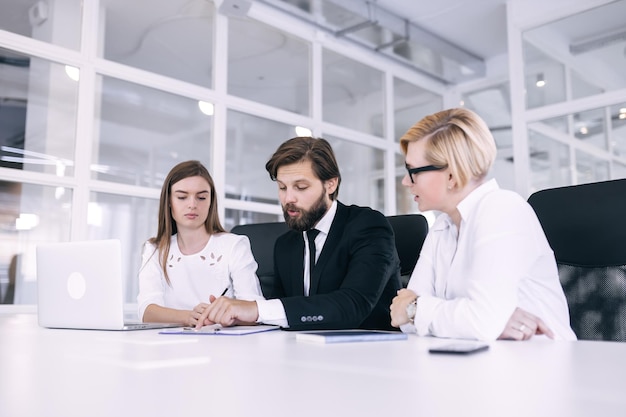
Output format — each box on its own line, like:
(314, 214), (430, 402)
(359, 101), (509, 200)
(306, 199), (337, 237)
(457, 178), (499, 222)
(431, 178), (499, 232)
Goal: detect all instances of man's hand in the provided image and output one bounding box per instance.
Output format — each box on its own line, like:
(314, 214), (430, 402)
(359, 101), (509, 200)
(196, 296), (259, 329)
(498, 307), (555, 341)
(390, 288), (418, 328)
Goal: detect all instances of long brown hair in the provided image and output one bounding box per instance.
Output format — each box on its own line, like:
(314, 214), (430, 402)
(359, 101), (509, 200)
(148, 160), (225, 285)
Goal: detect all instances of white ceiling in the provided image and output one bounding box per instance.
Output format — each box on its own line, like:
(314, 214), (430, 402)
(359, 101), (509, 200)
(374, 0), (509, 60)
(376, 0), (626, 64)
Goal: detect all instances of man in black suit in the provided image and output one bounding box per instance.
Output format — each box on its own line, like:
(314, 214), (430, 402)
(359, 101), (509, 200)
(200, 137), (401, 330)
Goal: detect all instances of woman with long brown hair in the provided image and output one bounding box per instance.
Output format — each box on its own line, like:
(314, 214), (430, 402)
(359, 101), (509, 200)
(137, 160), (263, 326)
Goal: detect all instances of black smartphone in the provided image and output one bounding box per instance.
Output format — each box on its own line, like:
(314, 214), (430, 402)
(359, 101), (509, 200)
(428, 342), (489, 355)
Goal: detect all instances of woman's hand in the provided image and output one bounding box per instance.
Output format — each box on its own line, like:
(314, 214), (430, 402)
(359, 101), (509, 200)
(188, 302), (211, 327)
(390, 288), (418, 327)
(498, 307), (555, 341)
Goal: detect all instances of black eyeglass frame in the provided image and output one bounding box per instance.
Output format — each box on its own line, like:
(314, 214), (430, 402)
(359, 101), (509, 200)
(405, 165), (446, 183)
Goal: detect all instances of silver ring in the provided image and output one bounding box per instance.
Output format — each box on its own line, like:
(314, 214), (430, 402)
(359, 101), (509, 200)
(519, 324), (526, 333)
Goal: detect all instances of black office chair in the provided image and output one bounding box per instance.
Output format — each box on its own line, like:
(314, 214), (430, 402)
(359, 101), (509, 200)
(231, 221), (289, 299)
(527, 179), (626, 341)
(231, 214), (429, 297)
(386, 214), (429, 287)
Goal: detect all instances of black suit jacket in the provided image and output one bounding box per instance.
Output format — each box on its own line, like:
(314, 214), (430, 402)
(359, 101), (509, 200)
(272, 202), (401, 331)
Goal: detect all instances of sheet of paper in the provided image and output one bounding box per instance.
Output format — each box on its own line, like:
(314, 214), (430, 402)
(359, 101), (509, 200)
(160, 324), (280, 335)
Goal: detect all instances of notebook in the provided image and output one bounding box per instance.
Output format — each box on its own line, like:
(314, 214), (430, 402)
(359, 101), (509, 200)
(296, 329), (408, 344)
(36, 239), (181, 331)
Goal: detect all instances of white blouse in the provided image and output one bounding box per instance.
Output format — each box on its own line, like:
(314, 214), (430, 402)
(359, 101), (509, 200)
(401, 179), (576, 341)
(137, 233), (264, 321)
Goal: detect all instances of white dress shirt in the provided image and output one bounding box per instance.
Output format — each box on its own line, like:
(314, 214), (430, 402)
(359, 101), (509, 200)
(137, 233), (264, 321)
(256, 200), (337, 327)
(400, 179), (576, 341)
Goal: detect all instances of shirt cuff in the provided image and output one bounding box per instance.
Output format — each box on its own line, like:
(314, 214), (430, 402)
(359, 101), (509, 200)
(256, 298), (289, 328)
(413, 295), (441, 336)
(399, 322), (417, 334)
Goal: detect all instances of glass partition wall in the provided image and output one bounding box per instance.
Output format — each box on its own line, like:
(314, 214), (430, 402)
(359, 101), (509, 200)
(0, 0), (446, 305)
(513, 0), (626, 195)
(2, 0), (623, 307)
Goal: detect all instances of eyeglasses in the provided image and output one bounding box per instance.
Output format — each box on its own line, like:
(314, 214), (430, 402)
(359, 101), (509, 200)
(405, 164), (446, 183)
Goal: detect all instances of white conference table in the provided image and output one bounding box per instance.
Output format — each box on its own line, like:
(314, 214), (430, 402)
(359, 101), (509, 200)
(1, 313), (625, 417)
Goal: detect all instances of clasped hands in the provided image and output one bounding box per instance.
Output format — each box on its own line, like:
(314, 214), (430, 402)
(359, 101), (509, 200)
(390, 289), (555, 341)
(390, 288), (417, 327)
(189, 295), (259, 329)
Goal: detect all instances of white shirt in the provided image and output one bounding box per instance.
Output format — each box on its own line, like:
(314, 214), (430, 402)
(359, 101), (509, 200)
(400, 179), (576, 341)
(137, 233), (264, 321)
(256, 200), (338, 327)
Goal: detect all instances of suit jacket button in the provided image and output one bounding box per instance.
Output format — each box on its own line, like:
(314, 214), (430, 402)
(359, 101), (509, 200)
(312, 316), (318, 322)
(300, 316), (307, 322)
(318, 315), (324, 321)
(306, 316), (313, 322)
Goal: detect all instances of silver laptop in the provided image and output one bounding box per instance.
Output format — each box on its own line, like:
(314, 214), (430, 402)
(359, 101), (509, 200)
(36, 239), (181, 331)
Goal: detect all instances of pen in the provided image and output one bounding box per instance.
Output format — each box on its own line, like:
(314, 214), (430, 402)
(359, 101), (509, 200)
(220, 287), (228, 297)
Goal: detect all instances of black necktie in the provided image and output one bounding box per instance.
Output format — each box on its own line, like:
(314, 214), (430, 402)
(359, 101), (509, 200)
(307, 229), (321, 278)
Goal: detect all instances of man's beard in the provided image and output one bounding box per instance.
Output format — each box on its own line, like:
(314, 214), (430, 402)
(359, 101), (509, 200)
(282, 190), (329, 232)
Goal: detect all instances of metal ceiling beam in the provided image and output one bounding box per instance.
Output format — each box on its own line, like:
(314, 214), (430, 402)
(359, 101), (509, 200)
(254, 0), (486, 84)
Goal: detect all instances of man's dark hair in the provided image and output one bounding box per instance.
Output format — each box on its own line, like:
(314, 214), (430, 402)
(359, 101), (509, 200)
(265, 137), (341, 200)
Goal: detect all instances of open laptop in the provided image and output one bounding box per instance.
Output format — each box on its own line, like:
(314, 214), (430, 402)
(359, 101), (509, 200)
(36, 239), (181, 331)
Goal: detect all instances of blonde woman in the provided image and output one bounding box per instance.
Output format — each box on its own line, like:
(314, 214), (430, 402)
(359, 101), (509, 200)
(390, 108), (576, 341)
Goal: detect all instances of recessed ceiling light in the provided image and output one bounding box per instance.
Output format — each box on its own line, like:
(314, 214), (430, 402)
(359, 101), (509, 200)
(535, 74), (546, 88)
(65, 65), (79, 81)
(295, 126), (312, 137)
(198, 101), (214, 116)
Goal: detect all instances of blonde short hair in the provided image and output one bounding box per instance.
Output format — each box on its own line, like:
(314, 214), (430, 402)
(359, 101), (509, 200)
(399, 108), (497, 189)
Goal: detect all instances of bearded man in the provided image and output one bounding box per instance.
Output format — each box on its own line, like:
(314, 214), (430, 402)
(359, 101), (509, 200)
(200, 137), (401, 330)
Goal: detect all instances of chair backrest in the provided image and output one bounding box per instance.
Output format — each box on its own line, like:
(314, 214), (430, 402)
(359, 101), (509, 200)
(527, 179), (626, 341)
(231, 214), (429, 297)
(386, 214), (429, 287)
(231, 222), (289, 299)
